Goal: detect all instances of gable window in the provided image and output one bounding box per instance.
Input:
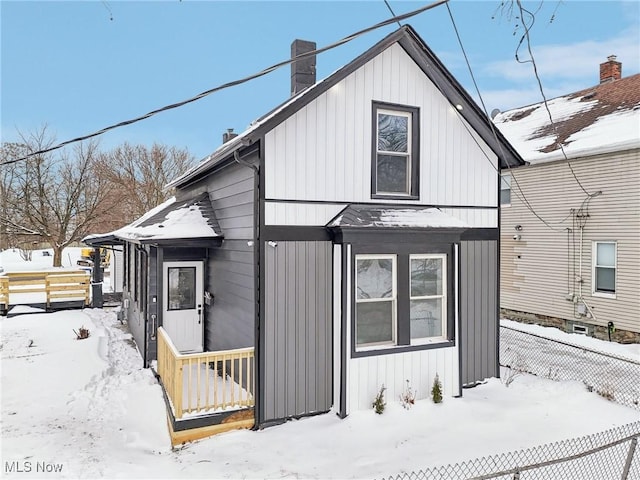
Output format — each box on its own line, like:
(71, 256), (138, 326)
(500, 173), (512, 206)
(593, 241), (616, 296)
(410, 254), (447, 343)
(355, 255), (397, 347)
(372, 102), (419, 199)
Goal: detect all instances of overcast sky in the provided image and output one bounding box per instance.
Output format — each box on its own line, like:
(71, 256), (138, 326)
(2, 0), (639, 160)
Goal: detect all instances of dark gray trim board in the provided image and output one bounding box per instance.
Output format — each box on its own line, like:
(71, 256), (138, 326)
(339, 244), (348, 419)
(265, 198), (499, 210)
(262, 226), (331, 241)
(256, 138), (266, 429)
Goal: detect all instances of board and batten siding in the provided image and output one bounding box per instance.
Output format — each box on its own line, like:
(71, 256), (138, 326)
(262, 241), (333, 423)
(189, 160), (257, 351)
(264, 42), (498, 225)
(501, 149), (640, 334)
(460, 240), (498, 385)
(347, 346), (460, 412)
(264, 202), (498, 228)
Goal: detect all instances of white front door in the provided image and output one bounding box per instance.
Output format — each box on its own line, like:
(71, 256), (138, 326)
(162, 261), (204, 353)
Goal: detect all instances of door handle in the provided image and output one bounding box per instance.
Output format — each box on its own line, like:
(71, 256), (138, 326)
(197, 305), (202, 324)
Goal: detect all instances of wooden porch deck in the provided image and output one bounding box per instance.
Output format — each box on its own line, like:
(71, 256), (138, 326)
(156, 327), (255, 445)
(0, 270), (90, 315)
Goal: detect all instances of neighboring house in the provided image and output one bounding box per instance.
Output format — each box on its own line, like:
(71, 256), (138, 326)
(85, 25), (523, 440)
(495, 56), (640, 343)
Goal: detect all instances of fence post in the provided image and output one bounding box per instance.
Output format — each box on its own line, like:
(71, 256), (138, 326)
(621, 437), (638, 480)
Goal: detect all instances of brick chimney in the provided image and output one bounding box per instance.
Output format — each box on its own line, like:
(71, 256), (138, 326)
(600, 55), (622, 84)
(291, 39), (316, 96)
(222, 128), (237, 143)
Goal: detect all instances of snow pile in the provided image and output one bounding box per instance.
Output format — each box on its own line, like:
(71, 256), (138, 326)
(502, 318), (640, 361)
(2, 309), (639, 478)
(0, 247), (84, 273)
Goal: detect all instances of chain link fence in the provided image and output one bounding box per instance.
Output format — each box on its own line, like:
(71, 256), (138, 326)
(382, 324), (640, 479)
(500, 325), (640, 410)
(382, 421), (639, 480)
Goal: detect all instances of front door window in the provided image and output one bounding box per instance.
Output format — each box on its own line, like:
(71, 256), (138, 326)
(168, 267), (196, 310)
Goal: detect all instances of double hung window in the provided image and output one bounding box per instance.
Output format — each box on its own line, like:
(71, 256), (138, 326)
(355, 256), (397, 347)
(500, 173), (512, 206)
(355, 253), (449, 351)
(593, 241), (616, 296)
(410, 255), (446, 343)
(372, 102), (419, 198)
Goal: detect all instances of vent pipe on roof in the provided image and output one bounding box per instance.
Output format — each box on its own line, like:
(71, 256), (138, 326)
(222, 128), (237, 143)
(291, 39), (316, 96)
(600, 55), (622, 84)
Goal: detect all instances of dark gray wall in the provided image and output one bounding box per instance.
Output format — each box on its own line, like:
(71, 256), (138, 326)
(460, 240), (498, 386)
(146, 247), (158, 363)
(262, 241), (332, 423)
(122, 242), (145, 365)
(199, 159), (257, 352)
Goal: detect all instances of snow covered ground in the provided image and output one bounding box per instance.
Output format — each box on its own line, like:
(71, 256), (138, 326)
(2, 308), (639, 479)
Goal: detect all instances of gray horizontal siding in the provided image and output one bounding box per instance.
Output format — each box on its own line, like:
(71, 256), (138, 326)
(200, 157), (258, 352)
(207, 240), (254, 351)
(501, 150), (640, 333)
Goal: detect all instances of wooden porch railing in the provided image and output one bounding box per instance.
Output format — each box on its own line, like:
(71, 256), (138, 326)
(157, 327), (255, 419)
(0, 270), (90, 311)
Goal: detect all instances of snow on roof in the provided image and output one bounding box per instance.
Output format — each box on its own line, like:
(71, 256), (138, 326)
(166, 70), (336, 189)
(328, 205), (469, 229)
(84, 194), (222, 244)
(493, 73), (640, 163)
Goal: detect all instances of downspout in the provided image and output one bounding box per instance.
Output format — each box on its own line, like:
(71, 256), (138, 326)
(233, 149), (261, 428)
(577, 225), (598, 321)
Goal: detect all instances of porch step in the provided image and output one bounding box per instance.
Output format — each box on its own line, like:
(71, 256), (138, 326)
(167, 408), (254, 446)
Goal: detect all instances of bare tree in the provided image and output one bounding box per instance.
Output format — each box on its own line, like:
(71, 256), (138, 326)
(97, 143), (195, 224)
(2, 127), (112, 266)
(0, 143), (24, 250)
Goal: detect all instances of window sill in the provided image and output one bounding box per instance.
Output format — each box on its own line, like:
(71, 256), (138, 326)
(371, 194), (419, 201)
(353, 339), (454, 358)
(592, 291), (616, 300)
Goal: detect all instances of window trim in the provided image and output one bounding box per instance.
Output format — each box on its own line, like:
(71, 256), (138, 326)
(592, 241), (617, 298)
(500, 172), (512, 207)
(371, 101), (420, 200)
(352, 244), (456, 357)
(355, 254), (398, 349)
(409, 253), (448, 345)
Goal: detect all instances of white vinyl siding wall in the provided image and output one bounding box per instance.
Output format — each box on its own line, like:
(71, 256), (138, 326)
(500, 149), (640, 334)
(264, 43), (498, 225)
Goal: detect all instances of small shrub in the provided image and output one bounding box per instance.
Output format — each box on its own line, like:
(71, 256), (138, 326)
(596, 384), (615, 402)
(74, 326), (90, 340)
(399, 380), (415, 409)
(431, 374), (443, 404)
(501, 353), (526, 387)
(372, 385), (386, 414)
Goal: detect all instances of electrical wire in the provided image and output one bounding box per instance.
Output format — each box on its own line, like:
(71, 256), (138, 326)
(515, 0), (594, 198)
(2, 0), (448, 166)
(384, 0), (403, 27)
(446, 2), (569, 233)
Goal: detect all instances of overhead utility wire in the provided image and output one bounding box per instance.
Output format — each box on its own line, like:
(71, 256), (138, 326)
(515, 0), (594, 198)
(384, 0), (403, 27)
(3, 0), (448, 166)
(445, 2), (567, 233)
